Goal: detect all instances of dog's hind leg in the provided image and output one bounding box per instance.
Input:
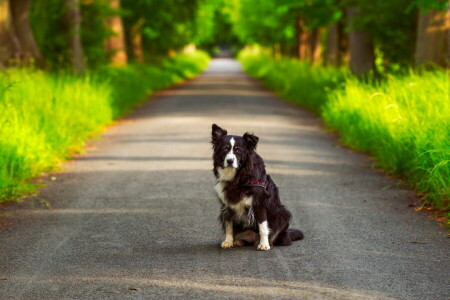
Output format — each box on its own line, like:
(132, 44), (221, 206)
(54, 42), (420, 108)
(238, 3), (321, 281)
(234, 230), (259, 247)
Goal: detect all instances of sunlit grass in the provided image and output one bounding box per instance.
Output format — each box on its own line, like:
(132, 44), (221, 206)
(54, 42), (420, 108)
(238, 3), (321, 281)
(0, 50), (209, 202)
(238, 47), (347, 114)
(239, 48), (449, 213)
(324, 72), (449, 210)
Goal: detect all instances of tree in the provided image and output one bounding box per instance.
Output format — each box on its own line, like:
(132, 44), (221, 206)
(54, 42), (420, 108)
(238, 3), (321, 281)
(104, 0), (127, 65)
(346, 7), (375, 75)
(0, 0), (20, 66)
(10, 0), (44, 66)
(128, 18), (144, 62)
(325, 18), (348, 66)
(122, 0), (199, 58)
(415, 9), (449, 67)
(66, 0), (85, 72)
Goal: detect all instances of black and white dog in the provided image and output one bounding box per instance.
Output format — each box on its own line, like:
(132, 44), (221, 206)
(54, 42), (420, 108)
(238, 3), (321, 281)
(211, 124), (304, 251)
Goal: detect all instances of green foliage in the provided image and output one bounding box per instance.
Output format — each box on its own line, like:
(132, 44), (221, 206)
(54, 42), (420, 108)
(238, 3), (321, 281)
(229, 0), (432, 68)
(30, 0), (111, 69)
(229, 0), (339, 47)
(0, 51), (209, 202)
(343, 0), (418, 68)
(411, 0), (449, 11)
(194, 0), (242, 55)
(30, 0), (67, 68)
(239, 48), (449, 211)
(323, 72), (449, 209)
(239, 47), (346, 114)
(122, 0), (200, 56)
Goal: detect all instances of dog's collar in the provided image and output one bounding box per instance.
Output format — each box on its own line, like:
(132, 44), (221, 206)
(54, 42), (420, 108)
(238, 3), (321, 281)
(243, 180), (267, 189)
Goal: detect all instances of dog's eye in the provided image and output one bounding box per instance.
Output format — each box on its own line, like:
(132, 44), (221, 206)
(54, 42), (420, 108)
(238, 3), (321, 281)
(223, 147), (229, 152)
(234, 148), (241, 153)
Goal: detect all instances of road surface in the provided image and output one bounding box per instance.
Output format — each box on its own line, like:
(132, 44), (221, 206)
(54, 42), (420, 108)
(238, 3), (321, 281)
(0, 59), (448, 299)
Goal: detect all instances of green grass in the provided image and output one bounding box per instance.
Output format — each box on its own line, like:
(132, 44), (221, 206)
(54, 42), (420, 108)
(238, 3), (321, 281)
(0, 50), (209, 202)
(238, 47), (347, 114)
(239, 48), (449, 214)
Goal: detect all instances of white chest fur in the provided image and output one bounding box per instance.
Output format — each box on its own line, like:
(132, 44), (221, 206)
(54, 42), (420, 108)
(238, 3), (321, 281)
(215, 180), (254, 225)
(214, 181), (227, 205)
(230, 196), (253, 218)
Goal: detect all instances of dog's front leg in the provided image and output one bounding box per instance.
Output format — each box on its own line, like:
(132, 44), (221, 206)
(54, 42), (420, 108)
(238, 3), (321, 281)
(255, 207), (270, 251)
(221, 222), (234, 248)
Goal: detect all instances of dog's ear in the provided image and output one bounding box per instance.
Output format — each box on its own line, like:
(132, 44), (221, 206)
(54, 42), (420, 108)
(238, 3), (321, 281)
(211, 124), (227, 144)
(243, 132), (259, 150)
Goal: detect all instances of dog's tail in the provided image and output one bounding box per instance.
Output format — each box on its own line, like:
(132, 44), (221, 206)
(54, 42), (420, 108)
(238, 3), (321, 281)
(274, 228), (304, 246)
(288, 229), (304, 241)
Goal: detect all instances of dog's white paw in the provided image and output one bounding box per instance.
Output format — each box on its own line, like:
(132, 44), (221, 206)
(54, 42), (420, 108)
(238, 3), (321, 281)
(257, 243), (271, 251)
(221, 241), (234, 249)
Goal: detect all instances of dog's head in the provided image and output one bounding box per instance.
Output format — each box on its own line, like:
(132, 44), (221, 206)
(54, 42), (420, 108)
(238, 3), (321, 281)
(211, 124), (259, 172)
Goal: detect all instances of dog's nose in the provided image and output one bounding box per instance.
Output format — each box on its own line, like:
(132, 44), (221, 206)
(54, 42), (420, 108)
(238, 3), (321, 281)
(226, 158), (234, 165)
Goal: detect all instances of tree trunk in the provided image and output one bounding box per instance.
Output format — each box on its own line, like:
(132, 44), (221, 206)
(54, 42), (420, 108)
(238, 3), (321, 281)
(0, 0), (22, 66)
(309, 27), (323, 64)
(9, 0), (44, 67)
(104, 0), (127, 65)
(66, 0), (85, 72)
(326, 23), (339, 65)
(129, 18), (144, 63)
(296, 16), (309, 60)
(346, 8), (375, 75)
(338, 21), (349, 66)
(326, 22), (349, 66)
(415, 9), (450, 68)
(273, 43), (281, 60)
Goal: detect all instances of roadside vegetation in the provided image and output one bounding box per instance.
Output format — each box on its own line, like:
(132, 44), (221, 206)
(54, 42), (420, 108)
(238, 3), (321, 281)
(0, 0), (213, 203)
(229, 0), (449, 218)
(0, 51), (209, 202)
(239, 48), (449, 215)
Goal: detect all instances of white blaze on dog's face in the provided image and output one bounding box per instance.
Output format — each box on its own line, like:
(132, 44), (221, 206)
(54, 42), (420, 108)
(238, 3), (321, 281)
(218, 135), (246, 170)
(211, 124), (259, 180)
(224, 138), (239, 169)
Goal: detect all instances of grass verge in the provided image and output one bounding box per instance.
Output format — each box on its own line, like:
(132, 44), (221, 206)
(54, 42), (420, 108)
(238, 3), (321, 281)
(0, 50), (209, 202)
(239, 48), (449, 217)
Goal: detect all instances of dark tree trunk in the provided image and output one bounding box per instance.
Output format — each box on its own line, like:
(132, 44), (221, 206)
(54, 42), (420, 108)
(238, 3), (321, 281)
(337, 21), (349, 65)
(10, 0), (44, 67)
(309, 27), (323, 64)
(326, 22), (348, 66)
(129, 18), (144, 63)
(346, 8), (375, 75)
(326, 23), (339, 65)
(415, 9), (449, 68)
(104, 0), (127, 65)
(66, 0), (85, 72)
(296, 16), (309, 60)
(0, 0), (21, 66)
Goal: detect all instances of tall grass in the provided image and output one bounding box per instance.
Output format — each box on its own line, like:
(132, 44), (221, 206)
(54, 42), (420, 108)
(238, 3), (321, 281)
(0, 50), (209, 202)
(239, 47), (347, 114)
(239, 48), (449, 213)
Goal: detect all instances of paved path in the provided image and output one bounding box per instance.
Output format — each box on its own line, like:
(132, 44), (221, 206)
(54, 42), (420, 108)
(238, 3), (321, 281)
(0, 59), (448, 299)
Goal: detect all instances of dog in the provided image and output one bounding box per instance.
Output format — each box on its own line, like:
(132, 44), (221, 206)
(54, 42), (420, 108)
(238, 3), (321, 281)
(211, 124), (304, 250)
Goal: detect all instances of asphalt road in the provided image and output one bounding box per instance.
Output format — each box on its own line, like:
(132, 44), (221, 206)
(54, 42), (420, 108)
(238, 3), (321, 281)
(0, 59), (448, 300)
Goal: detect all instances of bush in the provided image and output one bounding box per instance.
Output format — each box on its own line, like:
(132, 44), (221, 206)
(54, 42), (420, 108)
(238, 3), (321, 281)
(239, 48), (449, 213)
(0, 51), (209, 202)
